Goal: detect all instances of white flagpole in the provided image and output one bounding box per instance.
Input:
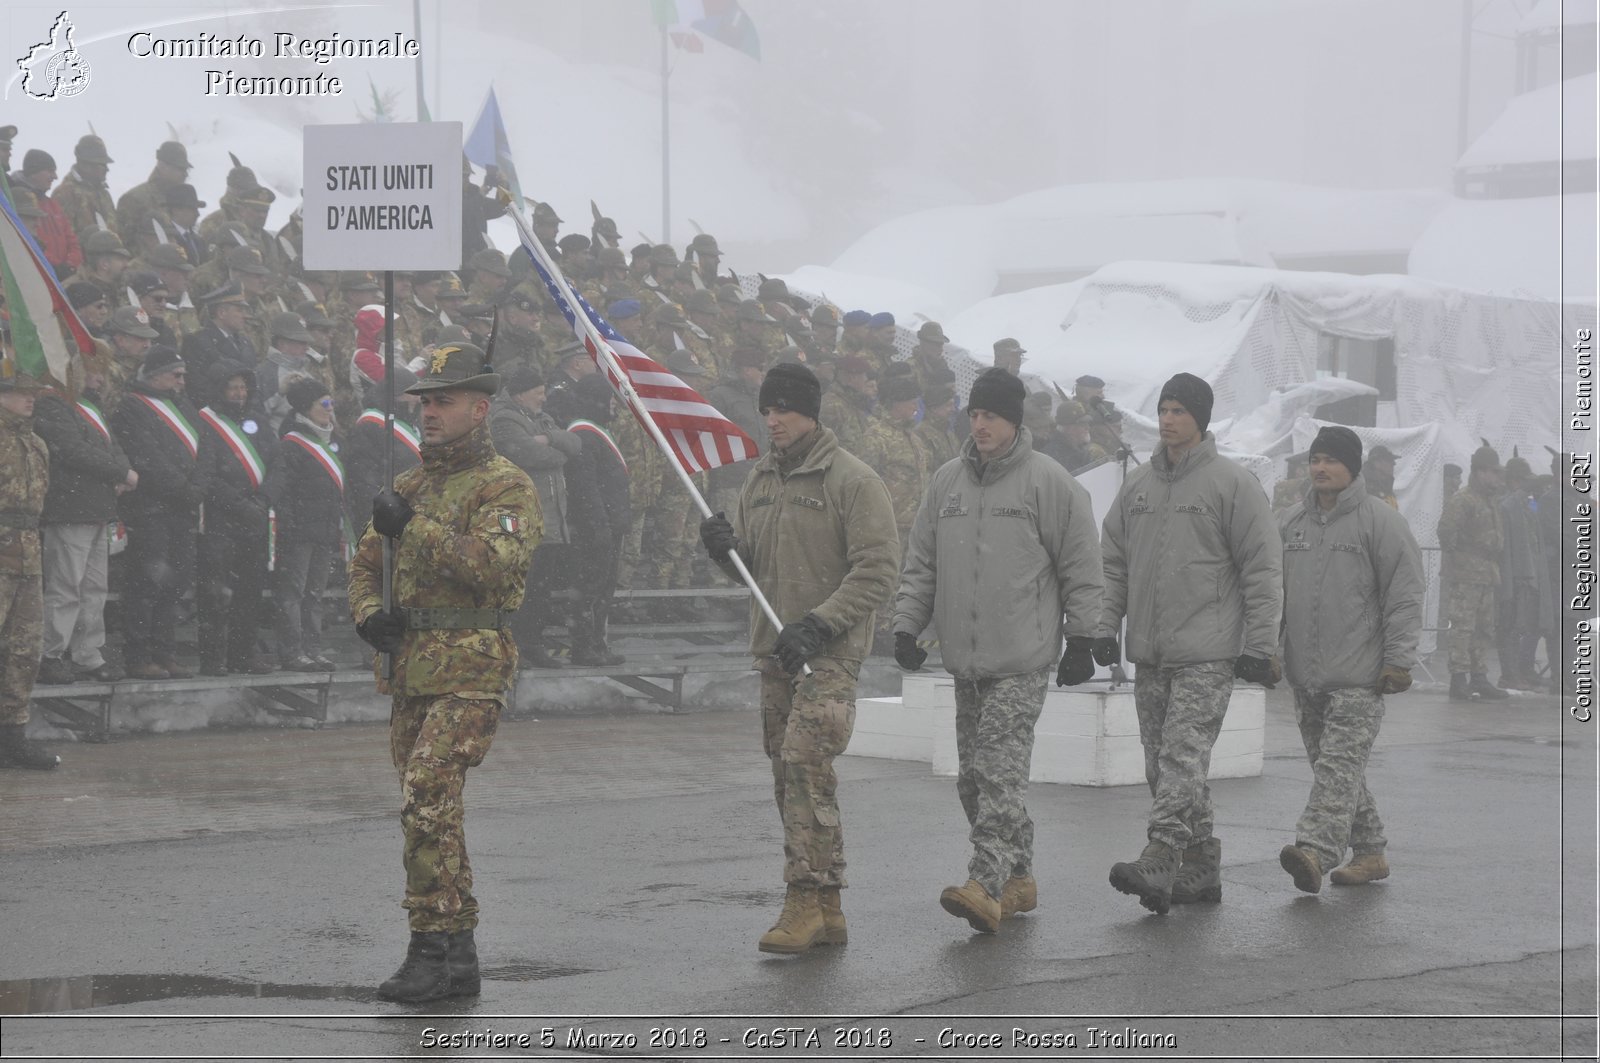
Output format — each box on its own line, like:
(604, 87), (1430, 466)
(505, 204), (800, 661)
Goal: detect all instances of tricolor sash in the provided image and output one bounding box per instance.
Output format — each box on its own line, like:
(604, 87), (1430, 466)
(74, 399), (111, 442)
(198, 406), (266, 488)
(135, 394), (199, 458)
(569, 419), (628, 474)
(283, 431), (345, 492)
(356, 409), (422, 459)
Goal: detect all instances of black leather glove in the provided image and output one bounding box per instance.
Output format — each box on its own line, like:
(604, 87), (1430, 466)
(773, 613), (831, 675)
(1090, 636), (1120, 667)
(372, 488), (415, 539)
(357, 609), (407, 654)
(698, 512), (738, 562)
(1234, 653), (1281, 688)
(894, 632), (928, 671)
(1057, 636), (1096, 686)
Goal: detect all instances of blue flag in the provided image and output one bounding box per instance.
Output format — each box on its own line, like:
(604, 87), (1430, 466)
(464, 86), (524, 209)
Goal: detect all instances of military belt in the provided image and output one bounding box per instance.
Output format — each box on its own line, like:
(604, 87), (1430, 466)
(403, 607), (511, 630)
(0, 511), (40, 531)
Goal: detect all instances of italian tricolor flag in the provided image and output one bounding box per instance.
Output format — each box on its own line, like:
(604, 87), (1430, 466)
(0, 174), (94, 385)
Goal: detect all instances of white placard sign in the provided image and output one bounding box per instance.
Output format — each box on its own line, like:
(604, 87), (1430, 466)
(301, 121), (463, 271)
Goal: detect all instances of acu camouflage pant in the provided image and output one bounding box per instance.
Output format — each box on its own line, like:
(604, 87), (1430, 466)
(1291, 686), (1387, 870)
(758, 656), (857, 889)
(1133, 660), (1235, 851)
(0, 570), (43, 727)
(390, 693), (502, 933)
(1446, 580), (1497, 674)
(953, 667), (1049, 897)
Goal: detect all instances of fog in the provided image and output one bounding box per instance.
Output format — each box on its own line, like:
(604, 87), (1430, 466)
(2, 0), (1547, 272)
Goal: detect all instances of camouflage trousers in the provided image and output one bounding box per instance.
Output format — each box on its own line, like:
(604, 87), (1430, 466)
(1446, 580), (1497, 674)
(641, 475), (704, 590)
(758, 656), (857, 889)
(390, 693), (502, 933)
(1133, 660), (1235, 851)
(0, 570), (43, 727)
(953, 667), (1049, 896)
(1291, 686), (1387, 870)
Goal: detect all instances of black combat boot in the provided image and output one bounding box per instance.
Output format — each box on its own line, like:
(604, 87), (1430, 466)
(376, 931), (451, 1003)
(447, 929), (482, 996)
(521, 639), (564, 669)
(1109, 841), (1181, 914)
(0, 724), (61, 771)
(1469, 673), (1510, 700)
(1170, 836), (1222, 904)
(1448, 673), (1474, 702)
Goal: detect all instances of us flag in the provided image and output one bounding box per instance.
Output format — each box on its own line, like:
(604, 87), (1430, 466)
(510, 222), (757, 475)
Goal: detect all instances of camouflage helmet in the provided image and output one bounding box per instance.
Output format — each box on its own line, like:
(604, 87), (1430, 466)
(406, 341), (500, 394)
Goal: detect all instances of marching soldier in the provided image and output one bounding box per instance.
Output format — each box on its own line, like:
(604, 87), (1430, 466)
(349, 342), (538, 1003)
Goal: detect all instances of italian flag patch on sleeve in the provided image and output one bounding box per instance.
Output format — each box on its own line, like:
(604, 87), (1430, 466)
(499, 514), (521, 533)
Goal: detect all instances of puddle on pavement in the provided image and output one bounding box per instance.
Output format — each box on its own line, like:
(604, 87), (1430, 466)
(0, 962), (597, 1012)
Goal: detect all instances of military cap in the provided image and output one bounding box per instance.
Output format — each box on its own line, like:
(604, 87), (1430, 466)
(504, 291), (540, 314)
(838, 354), (874, 376)
(74, 135), (112, 164)
(198, 281), (249, 307)
(9, 187), (45, 218)
(0, 361), (46, 391)
(868, 311), (896, 329)
(924, 382), (956, 408)
(810, 304), (841, 328)
(1471, 441), (1501, 472)
(21, 149), (55, 175)
(433, 324), (473, 346)
(924, 360), (957, 385)
(407, 341), (500, 394)
(650, 302), (689, 327)
(128, 271), (168, 298)
(758, 278), (789, 301)
(82, 230), (131, 258)
(592, 216), (621, 242)
(737, 301), (777, 324)
(1054, 399), (1091, 425)
(732, 344), (768, 369)
(156, 141), (192, 171)
(505, 366), (544, 395)
(1368, 444), (1400, 463)
(596, 246), (627, 269)
(993, 337), (1027, 357)
(468, 248), (512, 277)
(268, 312), (313, 344)
(629, 241), (653, 261)
(715, 283), (744, 306)
(685, 289), (718, 313)
(880, 376), (921, 405)
(649, 243), (680, 267)
(557, 233), (591, 255)
(109, 306), (160, 339)
(532, 201), (563, 224)
(1075, 374), (1105, 388)
(455, 302), (496, 322)
(224, 246), (271, 276)
(295, 300), (336, 329)
(145, 244), (194, 271)
(163, 183), (205, 210)
(666, 349), (709, 377)
(1504, 453), (1532, 478)
(841, 310), (872, 327)
(688, 233), (720, 256)
(917, 321), (949, 343)
(607, 299), (642, 320)
(65, 281), (108, 309)
(0, 126), (16, 147)
(338, 270), (380, 292)
(436, 274), (466, 299)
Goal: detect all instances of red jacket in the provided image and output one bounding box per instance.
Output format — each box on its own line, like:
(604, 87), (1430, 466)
(23, 178), (82, 275)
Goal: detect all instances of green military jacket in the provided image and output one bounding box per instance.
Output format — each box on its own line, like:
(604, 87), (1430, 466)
(349, 421), (540, 696)
(1436, 482), (1503, 585)
(859, 414), (930, 538)
(0, 406), (48, 576)
(819, 385), (873, 454)
(53, 170), (118, 243)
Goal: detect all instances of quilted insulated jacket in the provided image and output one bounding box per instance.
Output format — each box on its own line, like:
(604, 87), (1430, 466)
(1098, 434), (1283, 667)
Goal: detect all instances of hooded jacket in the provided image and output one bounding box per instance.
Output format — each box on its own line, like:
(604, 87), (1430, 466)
(894, 426), (1102, 678)
(1279, 475), (1424, 692)
(1098, 433), (1282, 666)
(109, 378), (206, 525)
(194, 363), (271, 542)
(720, 425), (899, 663)
(32, 389), (131, 525)
(489, 393), (578, 545)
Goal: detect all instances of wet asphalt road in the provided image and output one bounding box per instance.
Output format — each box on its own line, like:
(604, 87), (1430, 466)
(0, 680), (1594, 1061)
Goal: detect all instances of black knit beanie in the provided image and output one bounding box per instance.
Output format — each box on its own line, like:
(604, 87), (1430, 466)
(1159, 372), (1214, 435)
(967, 367), (1025, 426)
(758, 362), (821, 421)
(1309, 425), (1363, 477)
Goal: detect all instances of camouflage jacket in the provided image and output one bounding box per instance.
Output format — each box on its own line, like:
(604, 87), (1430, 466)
(858, 414), (930, 536)
(0, 405), (49, 575)
(53, 169), (118, 243)
(915, 418), (962, 471)
(115, 174), (177, 249)
(819, 385), (873, 453)
(1436, 482), (1503, 585)
(348, 421), (540, 696)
